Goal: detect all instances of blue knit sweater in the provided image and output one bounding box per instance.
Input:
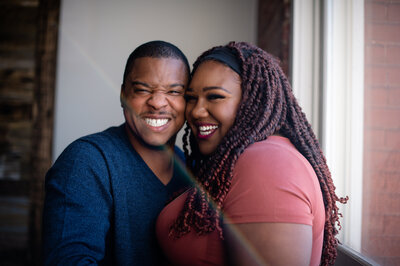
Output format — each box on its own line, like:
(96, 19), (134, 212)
(43, 124), (187, 265)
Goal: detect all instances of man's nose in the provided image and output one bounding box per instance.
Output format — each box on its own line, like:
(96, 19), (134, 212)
(147, 91), (168, 109)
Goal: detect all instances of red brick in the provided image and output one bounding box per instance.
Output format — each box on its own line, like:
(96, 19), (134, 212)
(386, 45), (400, 65)
(365, 66), (387, 86)
(364, 149), (400, 172)
(384, 257), (400, 266)
(383, 215), (400, 236)
(388, 4), (400, 22)
(363, 172), (385, 194)
(385, 129), (400, 148)
(371, 256), (386, 265)
(363, 9), (400, 261)
(366, 23), (400, 43)
(362, 177), (373, 202)
(362, 237), (381, 256)
(362, 236), (386, 256)
(363, 236), (400, 256)
(364, 170), (400, 194)
(366, 44), (386, 64)
(364, 88), (388, 106)
(365, 0), (390, 5)
(366, 2), (388, 21)
(384, 172), (400, 193)
(385, 151), (400, 172)
(363, 214), (385, 235)
(365, 107), (400, 129)
(364, 128), (386, 148)
(370, 0), (393, 3)
(363, 149), (379, 174)
(387, 68), (400, 86)
(387, 88), (400, 105)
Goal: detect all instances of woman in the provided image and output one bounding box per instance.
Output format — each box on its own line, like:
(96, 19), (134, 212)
(156, 42), (347, 266)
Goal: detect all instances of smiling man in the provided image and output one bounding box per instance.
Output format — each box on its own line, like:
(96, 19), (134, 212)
(43, 41), (190, 265)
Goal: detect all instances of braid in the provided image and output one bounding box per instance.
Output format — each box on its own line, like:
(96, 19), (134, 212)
(170, 42), (347, 265)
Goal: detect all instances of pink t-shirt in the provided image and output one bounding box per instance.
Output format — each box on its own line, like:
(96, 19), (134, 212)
(156, 136), (325, 266)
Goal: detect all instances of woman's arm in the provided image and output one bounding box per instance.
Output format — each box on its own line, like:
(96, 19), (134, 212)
(224, 222), (312, 266)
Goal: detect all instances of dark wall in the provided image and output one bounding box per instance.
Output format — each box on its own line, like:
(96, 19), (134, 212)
(257, 0), (292, 78)
(0, 1), (38, 265)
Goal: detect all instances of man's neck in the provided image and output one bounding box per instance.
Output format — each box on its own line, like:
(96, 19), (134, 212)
(125, 126), (174, 185)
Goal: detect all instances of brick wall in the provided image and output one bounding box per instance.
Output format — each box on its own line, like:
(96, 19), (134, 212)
(362, 0), (400, 265)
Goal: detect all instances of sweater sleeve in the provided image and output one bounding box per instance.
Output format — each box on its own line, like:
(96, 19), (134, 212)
(43, 140), (113, 265)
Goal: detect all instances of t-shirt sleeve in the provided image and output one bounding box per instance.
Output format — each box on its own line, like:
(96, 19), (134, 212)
(223, 142), (317, 226)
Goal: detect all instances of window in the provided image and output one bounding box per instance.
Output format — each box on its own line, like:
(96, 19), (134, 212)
(292, 0), (400, 265)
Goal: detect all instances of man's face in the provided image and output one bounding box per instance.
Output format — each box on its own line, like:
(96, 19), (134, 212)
(121, 57), (188, 148)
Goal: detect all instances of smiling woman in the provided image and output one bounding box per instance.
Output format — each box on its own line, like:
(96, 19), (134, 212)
(156, 42), (347, 266)
(184, 60), (242, 155)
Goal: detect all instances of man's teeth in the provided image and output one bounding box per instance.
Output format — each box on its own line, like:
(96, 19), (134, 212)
(199, 125), (218, 135)
(145, 118), (169, 127)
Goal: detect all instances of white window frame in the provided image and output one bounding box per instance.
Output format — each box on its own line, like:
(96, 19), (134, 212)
(292, 0), (322, 138)
(292, 0), (364, 252)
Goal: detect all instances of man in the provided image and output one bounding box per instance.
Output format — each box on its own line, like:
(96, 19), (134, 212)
(43, 41), (190, 265)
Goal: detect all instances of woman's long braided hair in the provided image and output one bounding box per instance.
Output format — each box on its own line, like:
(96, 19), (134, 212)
(170, 42), (348, 265)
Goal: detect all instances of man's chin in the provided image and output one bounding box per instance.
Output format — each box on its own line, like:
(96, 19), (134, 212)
(142, 137), (176, 151)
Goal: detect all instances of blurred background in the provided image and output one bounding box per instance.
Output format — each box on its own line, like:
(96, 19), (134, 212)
(0, 0), (399, 265)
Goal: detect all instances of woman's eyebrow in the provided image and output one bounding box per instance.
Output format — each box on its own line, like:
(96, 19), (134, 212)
(203, 86), (231, 94)
(186, 86), (232, 94)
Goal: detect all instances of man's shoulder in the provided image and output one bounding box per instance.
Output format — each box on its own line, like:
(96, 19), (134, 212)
(53, 124), (127, 165)
(79, 124), (125, 145)
(65, 124), (127, 154)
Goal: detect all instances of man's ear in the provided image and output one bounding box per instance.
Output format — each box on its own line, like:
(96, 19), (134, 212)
(120, 84), (125, 108)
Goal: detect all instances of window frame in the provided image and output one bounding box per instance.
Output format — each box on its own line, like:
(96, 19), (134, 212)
(292, 0), (365, 253)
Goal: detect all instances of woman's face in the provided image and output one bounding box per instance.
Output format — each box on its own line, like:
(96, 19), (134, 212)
(185, 60), (242, 155)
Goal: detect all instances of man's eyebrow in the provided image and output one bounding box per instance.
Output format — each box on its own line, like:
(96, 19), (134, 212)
(131, 81), (152, 88)
(131, 81), (185, 89)
(168, 83), (185, 88)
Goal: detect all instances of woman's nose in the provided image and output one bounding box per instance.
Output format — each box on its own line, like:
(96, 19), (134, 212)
(189, 100), (208, 119)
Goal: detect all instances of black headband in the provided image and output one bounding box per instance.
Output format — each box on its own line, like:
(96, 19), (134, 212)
(200, 47), (241, 75)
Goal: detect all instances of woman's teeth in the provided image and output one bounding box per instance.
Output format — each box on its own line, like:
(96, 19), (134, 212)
(145, 118), (168, 127)
(199, 125), (218, 135)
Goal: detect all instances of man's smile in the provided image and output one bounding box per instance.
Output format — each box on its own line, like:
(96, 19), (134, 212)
(144, 118), (169, 127)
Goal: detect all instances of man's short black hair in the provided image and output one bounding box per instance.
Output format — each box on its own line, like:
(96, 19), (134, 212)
(122, 40), (190, 85)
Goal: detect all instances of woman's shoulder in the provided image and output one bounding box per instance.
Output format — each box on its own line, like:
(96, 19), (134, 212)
(236, 136), (311, 172)
(231, 136), (320, 198)
(225, 136), (324, 225)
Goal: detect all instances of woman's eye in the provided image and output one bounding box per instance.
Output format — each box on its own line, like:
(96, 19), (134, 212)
(207, 94), (225, 100)
(184, 95), (197, 102)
